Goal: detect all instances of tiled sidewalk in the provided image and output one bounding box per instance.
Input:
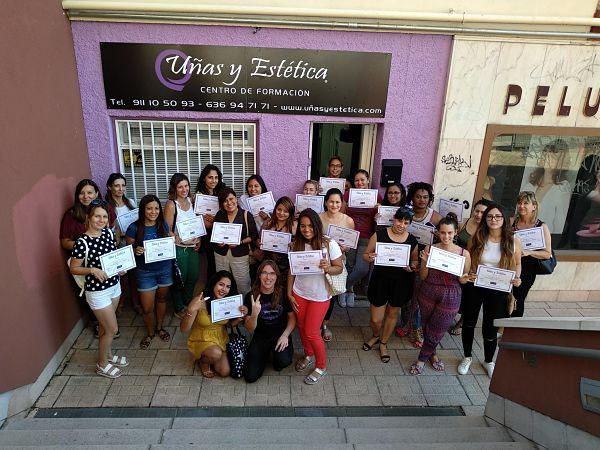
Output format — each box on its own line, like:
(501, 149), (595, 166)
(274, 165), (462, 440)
(34, 300), (600, 412)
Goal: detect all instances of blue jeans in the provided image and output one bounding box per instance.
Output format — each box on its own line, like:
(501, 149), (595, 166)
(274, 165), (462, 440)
(345, 238), (371, 291)
(136, 266), (173, 292)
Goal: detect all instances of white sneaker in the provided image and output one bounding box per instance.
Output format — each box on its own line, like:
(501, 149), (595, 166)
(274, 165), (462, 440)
(337, 293), (347, 307)
(483, 361), (495, 378)
(458, 357), (472, 375)
(346, 292), (355, 308)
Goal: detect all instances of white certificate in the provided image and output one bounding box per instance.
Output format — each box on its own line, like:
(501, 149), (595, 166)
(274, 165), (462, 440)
(260, 229), (292, 254)
(474, 265), (515, 293)
(210, 222), (243, 245)
(288, 250), (324, 275)
(116, 208), (139, 233)
(426, 246), (465, 277)
(295, 194), (324, 214)
(246, 192), (275, 216)
(210, 294), (244, 323)
(439, 199), (464, 222)
(100, 245), (136, 277)
(374, 242), (411, 267)
(319, 177), (346, 194)
(515, 227), (546, 251)
(176, 216), (207, 241)
(408, 222), (435, 246)
(348, 189), (378, 208)
(194, 194), (219, 215)
(327, 224), (360, 249)
(143, 237), (176, 263)
(376, 206), (400, 226)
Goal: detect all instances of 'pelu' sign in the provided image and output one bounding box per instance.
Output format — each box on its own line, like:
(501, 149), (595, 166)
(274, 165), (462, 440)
(503, 84), (600, 117)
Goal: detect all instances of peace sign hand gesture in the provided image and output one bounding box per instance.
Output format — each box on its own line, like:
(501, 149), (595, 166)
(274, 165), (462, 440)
(250, 294), (262, 317)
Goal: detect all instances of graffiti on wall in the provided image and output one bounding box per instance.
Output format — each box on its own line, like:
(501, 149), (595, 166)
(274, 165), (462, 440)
(441, 154), (472, 172)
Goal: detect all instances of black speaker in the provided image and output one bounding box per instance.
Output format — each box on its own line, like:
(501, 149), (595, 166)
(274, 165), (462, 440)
(380, 159), (403, 187)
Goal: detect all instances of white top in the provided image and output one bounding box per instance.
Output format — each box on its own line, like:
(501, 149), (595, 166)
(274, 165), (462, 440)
(413, 207), (434, 224)
(480, 240), (501, 268)
(239, 193), (266, 229)
(523, 181), (571, 234)
(115, 204), (132, 216)
(175, 198), (197, 247)
(292, 238), (342, 302)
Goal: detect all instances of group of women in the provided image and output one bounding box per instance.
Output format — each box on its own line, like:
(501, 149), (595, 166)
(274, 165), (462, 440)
(61, 155), (553, 383)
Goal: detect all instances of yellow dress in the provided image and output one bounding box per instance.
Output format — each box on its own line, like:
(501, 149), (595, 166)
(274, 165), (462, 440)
(187, 308), (229, 359)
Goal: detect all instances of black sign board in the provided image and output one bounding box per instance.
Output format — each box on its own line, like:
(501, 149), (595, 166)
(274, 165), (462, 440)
(100, 43), (391, 117)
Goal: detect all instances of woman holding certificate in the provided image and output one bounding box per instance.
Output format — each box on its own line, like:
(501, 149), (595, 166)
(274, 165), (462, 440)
(213, 187), (259, 295)
(243, 261), (296, 382)
(165, 173), (201, 319)
(289, 209), (344, 385)
(239, 174), (271, 229)
(362, 207), (419, 363)
(409, 214), (471, 375)
(125, 195), (174, 349)
(511, 191), (552, 318)
(70, 200), (127, 379)
(459, 204), (522, 378)
(341, 169), (382, 308)
(181, 271), (247, 378)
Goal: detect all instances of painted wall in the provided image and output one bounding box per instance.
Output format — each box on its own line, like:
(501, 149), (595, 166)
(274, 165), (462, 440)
(70, 22), (451, 199)
(0, 0), (89, 393)
(433, 37), (600, 291)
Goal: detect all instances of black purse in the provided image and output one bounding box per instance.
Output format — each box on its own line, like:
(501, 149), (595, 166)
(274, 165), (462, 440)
(534, 250), (557, 275)
(226, 325), (248, 379)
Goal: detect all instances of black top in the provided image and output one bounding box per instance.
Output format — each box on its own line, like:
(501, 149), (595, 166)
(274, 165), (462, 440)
(213, 208), (259, 257)
(71, 228), (120, 292)
(244, 290), (292, 336)
(373, 228), (418, 278)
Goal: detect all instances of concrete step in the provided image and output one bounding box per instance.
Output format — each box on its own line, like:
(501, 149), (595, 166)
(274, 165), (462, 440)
(0, 447), (147, 450)
(346, 426), (512, 444)
(172, 416), (339, 429)
(3, 418), (173, 430)
(161, 428), (347, 445)
(0, 430), (162, 446)
(354, 445), (535, 450)
(337, 416), (489, 429)
(0, 445), (534, 450)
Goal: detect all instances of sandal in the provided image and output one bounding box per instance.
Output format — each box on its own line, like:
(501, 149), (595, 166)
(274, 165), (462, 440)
(412, 328), (424, 348)
(362, 335), (380, 351)
(157, 328), (171, 342)
(449, 318), (463, 336)
(200, 362), (214, 378)
(321, 326), (333, 342)
(430, 357), (445, 372)
(295, 356), (314, 372)
(304, 367), (327, 385)
(379, 342), (391, 363)
(409, 361), (424, 375)
(140, 334), (154, 349)
(96, 362), (122, 379)
(107, 355), (129, 367)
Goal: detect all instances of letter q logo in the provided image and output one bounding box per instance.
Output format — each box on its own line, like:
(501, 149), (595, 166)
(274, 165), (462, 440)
(155, 49), (192, 91)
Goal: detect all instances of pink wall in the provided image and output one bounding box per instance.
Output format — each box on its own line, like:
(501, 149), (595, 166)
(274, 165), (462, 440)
(71, 22), (451, 197)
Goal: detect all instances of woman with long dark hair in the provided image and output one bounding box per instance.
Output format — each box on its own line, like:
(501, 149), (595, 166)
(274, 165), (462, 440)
(459, 203), (522, 377)
(243, 260), (296, 383)
(181, 271), (247, 378)
(125, 195), (173, 349)
(239, 174), (271, 229)
(288, 209), (344, 385)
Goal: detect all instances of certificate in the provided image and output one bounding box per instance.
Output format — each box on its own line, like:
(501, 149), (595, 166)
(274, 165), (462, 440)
(260, 229), (292, 254)
(116, 208), (139, 233)
(295, 194), (324, 214)
(327, 224), (360, 249)
(374, 242), (411, 267)
(210, 294), (244, 323)
(100, 245), (136, 277)
(407, 222), (435, 246)
(176, 216), (207, 241)
(439, 199), (464, 222)
(376, 206), (400, 226)
(426, 246), (465, 277)
(143, 237), (176, 263)
(194, 194), (219, 215)
(246, 192), (275, 217)
(348, 189), (378, 208)
(515, 227), (546, 251)
(319, 177), (346, 194)
(210, 222), (243, 245)
(474, 265), (515, 293)
(288, 250), (324, 275)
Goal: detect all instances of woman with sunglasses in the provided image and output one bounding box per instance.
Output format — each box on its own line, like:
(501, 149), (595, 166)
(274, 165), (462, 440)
(70, 200), (127, 378)
(125, 195), (174, 349)
(362, 208), (419, 362)
(243, 260), (296, 383)
(511, 191), (552, 318)
(459, 204), (522, 377)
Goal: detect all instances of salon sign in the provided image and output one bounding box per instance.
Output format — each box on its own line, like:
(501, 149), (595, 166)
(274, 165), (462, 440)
(100, 43), (391, 117)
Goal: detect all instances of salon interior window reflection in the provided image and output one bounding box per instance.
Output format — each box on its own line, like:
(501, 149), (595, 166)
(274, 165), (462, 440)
(484, 133), (600, 251)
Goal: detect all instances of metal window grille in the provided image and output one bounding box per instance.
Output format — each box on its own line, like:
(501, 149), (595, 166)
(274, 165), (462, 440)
(115, 120), (256, 204)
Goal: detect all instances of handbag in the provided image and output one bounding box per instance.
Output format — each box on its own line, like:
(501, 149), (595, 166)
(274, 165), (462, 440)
(324, 239), (348, 296)
(226, 325), (248, 379)
(67, 237), (89, 296)
(534, 250), (557, 275)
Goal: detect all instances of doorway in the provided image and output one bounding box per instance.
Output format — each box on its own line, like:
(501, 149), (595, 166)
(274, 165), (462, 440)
(310, 123), (377, 181)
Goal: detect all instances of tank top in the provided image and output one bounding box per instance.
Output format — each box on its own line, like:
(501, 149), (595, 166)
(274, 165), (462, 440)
(175, 198), (197, 247)
(456, 221), (472, 249)
(413, 207), (434, 225)
(512, 219), (544, 272)
(480, 240), (501, 268)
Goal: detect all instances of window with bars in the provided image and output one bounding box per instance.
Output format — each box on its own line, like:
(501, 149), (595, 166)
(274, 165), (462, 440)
(116, 120), (256, 203)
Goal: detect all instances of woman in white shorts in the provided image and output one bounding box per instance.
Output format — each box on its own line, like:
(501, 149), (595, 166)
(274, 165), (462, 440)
(70, 199), (128, 379)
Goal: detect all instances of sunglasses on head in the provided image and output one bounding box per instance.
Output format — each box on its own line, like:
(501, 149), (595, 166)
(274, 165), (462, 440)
(397, 207), (415, 217)
(90, 199), (108, 207)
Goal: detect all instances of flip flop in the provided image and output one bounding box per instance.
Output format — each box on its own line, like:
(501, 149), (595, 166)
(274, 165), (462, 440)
(430, 357), (445, 371)
(156, 328), (171, 342)
(409, 362), (424, 375)
(322, 326), (333, 342)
